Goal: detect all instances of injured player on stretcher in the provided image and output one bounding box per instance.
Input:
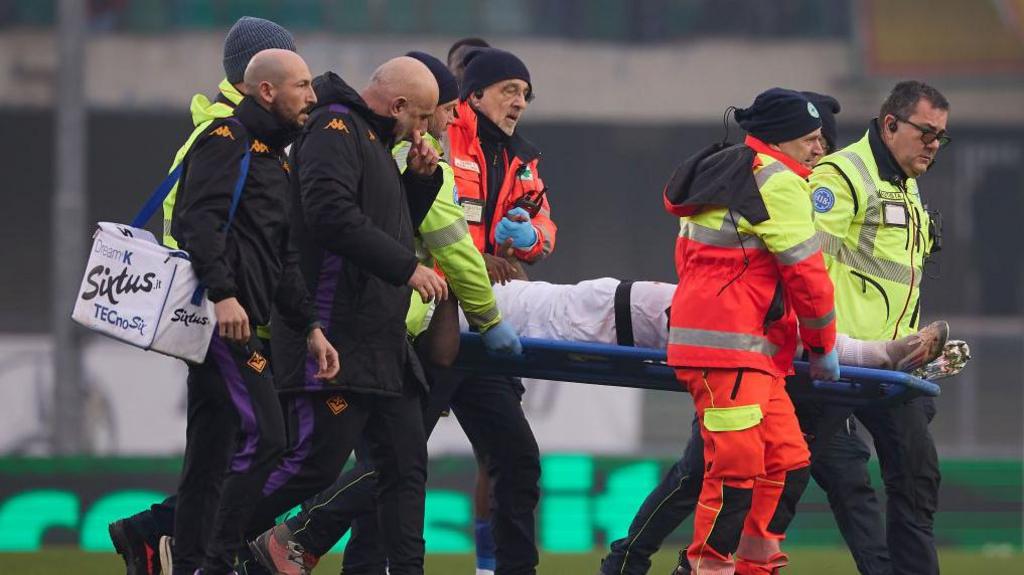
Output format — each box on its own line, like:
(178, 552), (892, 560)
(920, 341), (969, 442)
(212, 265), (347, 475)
(457, 277), (969, 379)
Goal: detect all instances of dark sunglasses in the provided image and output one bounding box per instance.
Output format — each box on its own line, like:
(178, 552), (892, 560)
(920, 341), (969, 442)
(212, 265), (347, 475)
(896, 116), (951, 147)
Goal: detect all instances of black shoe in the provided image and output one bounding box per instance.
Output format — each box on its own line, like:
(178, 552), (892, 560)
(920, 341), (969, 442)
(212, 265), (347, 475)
(672, 549), (691, 575)
(109, 518), (160, 575)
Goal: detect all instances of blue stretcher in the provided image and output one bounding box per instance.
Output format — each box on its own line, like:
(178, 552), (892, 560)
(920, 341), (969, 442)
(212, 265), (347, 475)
(456, 333), (940, 406)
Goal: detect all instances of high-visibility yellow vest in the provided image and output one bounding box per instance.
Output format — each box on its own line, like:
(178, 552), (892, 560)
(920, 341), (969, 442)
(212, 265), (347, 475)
(810, 131), (933, 340)
(161, 79), (243, 248)
(394, 133), (501, 338)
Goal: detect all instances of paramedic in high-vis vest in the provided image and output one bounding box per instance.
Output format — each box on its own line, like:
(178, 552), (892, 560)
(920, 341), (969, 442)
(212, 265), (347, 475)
(664, 88), (838, 574)
(107, 17), (299, 575)
(809, 80), (951, 575)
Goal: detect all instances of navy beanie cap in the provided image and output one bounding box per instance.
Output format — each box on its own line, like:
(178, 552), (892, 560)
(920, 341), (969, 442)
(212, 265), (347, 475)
(407, 51), (459, 105)
(801, 91), (841, 151)
(459, 48), (531, 101)
(735, 87), (822, 144)
(223, 17), (296, 84)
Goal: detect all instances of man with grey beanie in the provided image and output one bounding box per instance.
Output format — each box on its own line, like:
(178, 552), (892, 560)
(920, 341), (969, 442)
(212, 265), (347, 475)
(223, 16), (296, 85)
(107, 16), (298, 575)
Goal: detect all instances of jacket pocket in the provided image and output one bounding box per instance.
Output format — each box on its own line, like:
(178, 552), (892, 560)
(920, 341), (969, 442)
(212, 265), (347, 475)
(704, 405), (764, 432)
(762, 280), (785, 334)
(850, 271), (890, 320)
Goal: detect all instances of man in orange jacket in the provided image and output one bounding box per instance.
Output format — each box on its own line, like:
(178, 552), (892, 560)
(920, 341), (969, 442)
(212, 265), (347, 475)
(445, 48), (555, 575)
(449, 48), (556, 276)
(664, 88), (840, 574)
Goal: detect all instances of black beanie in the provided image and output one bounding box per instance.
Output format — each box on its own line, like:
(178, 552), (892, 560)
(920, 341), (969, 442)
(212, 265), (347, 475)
(735, 88), (822, 144)
(459, 48), (532, 102)
(223, 17), (296, 84)
(407, 51), (459, 105)
(802, 91), (841, 152)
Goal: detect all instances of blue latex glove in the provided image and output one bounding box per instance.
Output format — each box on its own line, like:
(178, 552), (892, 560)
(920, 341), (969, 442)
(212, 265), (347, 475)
(494, 207), (537, 250)
(480, 321), (523, 355)
(808, 349), (840, 381)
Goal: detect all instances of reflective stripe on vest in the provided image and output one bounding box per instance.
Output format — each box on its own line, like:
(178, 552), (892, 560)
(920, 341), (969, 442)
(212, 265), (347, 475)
(679, 218), (767, 251)
(798, 308), (836, 330)
(464, 305), (501, 328)
(754, 161), (789, 189)
(420, 217), (469, 250)
(540, 233), (554, 255)
(817, 149), (923, 288)
(775, 235), (820, 266)
(816, 230), (921, 287)
(838, 150), (884, 258)
(668, 327), (779, 356)
(755, 159), (822, 266)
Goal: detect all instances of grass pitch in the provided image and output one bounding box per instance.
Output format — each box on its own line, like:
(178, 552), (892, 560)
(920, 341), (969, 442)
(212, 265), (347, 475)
(0, 547), (1021, 574)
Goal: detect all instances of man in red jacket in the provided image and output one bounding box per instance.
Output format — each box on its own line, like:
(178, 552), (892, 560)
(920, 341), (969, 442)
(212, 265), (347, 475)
(664, 88), (839, 574)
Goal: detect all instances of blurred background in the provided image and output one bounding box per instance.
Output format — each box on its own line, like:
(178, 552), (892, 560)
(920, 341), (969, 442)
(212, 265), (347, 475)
(0, 0), (1021, 571)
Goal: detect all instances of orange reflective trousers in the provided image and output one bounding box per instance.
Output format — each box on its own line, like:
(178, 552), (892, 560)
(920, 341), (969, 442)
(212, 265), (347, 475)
(678, 367), (811, 575)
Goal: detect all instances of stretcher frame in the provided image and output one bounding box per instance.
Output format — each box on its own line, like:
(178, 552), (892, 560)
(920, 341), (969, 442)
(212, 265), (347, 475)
(455, 334), (940, 406)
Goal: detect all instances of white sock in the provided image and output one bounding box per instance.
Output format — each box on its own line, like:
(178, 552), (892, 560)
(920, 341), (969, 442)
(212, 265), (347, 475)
(835, 333), (890, 368)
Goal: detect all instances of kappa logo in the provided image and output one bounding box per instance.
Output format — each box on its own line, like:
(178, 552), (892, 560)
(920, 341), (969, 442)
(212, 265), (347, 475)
(325, 117), (350, 133)
(250, 140), (270, 154)
(368, 130), (377, 141)
(247, 351), (268, 374)
(326, 395), (348, 415)
(282, 160), (291, 173)
(211, 125), (235, 140)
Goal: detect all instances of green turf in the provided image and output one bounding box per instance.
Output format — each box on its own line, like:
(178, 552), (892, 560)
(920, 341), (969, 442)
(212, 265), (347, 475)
(0, 548), (1022, 574)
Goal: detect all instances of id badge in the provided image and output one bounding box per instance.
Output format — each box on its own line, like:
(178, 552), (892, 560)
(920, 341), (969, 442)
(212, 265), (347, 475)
(883, 202), (908, 227)
(461, 198), (484, 224)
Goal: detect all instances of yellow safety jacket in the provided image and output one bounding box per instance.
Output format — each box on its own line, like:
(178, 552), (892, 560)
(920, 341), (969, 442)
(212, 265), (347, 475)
(161, 79), (243, 248)
(394, 134), (502, 338)
(810, 123), (934, 341)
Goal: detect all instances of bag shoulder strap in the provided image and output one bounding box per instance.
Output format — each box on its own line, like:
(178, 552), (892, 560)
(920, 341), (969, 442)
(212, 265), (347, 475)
(132, 118), (251, 231)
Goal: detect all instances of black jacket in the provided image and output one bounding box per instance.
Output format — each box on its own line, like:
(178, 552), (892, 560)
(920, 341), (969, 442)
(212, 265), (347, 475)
(172, 97), (315, 334)
(664, 141), (769, 225)
(274, 72), (441, 395)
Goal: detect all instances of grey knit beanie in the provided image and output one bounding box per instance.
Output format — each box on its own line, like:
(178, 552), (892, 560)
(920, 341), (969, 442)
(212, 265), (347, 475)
(222, 17), (296, 84)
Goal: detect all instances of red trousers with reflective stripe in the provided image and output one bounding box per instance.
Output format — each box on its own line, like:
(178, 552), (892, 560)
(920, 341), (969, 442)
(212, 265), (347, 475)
(678, 368), (810, 575)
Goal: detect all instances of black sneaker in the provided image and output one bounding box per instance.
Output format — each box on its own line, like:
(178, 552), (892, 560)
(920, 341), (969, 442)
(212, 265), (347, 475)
(109, 518), (160, 575)
(672, 549), (691, 575)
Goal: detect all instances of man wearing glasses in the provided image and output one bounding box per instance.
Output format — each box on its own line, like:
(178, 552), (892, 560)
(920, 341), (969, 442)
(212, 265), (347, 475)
(809, 80), (950, 575)
(444, 48), (554, 575)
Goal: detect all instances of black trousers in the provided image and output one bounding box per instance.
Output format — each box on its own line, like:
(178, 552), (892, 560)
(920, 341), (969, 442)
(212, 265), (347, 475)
(601, 404), (892, 575)
(286, 368), (541, 575)
(134, 381), (427, 575)
(260, 378), (432, 572)
(173, 334), (286, 575)
(852, 397), (940, 575)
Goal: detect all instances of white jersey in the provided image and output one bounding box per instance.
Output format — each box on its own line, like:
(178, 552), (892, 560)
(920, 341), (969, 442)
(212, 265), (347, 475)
(458, 278), (675, 349)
